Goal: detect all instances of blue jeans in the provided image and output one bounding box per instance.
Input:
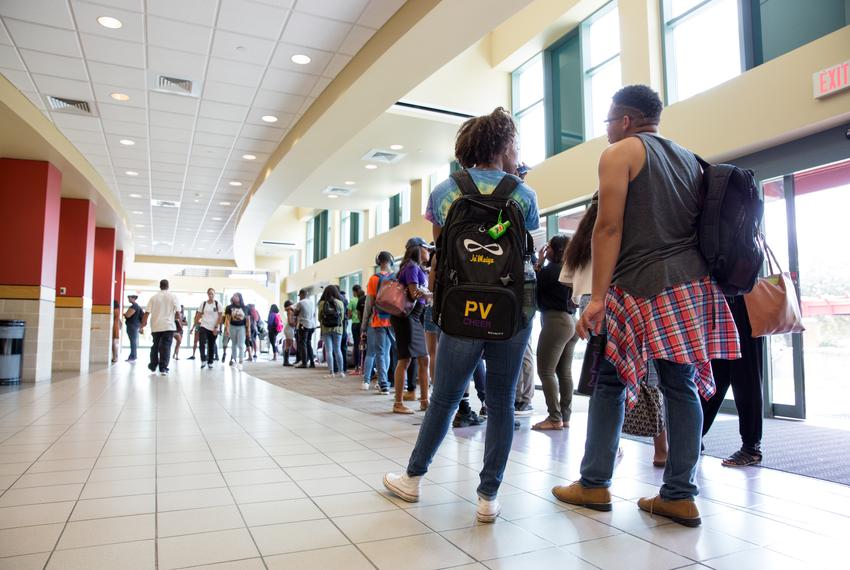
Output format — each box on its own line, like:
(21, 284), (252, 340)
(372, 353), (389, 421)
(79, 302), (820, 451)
(363, 326), (391, 390)
(126, 325), (139, 360)
(406, 326), (532, 499)
(580, 356), (702, 500)
(322, 332), (343, 373)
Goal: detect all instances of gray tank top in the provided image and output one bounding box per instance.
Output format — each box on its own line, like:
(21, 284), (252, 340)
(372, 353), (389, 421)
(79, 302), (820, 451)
(611, 133), (707, 297)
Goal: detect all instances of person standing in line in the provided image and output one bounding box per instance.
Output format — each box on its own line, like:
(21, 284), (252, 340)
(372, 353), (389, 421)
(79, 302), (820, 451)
(349, 285), (364, 375)
(318, 286), (346, 377)
(282, 300), (297, 367)
(172, 306), (187, 360)
(552, 85), (740, 527)
(533, 235), (579, 430)
(195, 288), (221, 369)
(701, 296), (766, 466)
(248, 304), (261, 361)
(111, 300), (122, 363)
(267, 304), (282, 361)
(294, 289), (317, 369)
(123, 294), (142, 362)
(390, 240), (433, 414)
(339, 289), (350, 373)
(384, 107), (540, 523)
(224, 292), (250, 369)
(513, 341), (535, 416)
(141, 279), (180, 375)
(360, 252), (395, 393)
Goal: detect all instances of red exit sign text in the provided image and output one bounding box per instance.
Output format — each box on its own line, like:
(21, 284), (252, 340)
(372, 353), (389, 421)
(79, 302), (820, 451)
(813, 60), (850, 99)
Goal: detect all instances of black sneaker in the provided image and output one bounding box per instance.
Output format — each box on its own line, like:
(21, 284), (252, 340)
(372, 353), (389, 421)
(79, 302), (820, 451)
(514, 402), (533, 417)
(187, 356), (196, 360)
(148, 363), (156, 372)
(479, 405), (488, 418)
(453, 410), (485, 428)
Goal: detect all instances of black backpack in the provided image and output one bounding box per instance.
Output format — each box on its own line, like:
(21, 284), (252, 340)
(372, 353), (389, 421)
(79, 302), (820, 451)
(320, 299), (341, 328)
(696, 156), (764, 296)
(432, 170), (533, 340)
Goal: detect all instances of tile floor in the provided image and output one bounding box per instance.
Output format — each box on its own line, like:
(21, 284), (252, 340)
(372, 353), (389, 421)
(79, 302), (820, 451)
(0, 357), (845, 569)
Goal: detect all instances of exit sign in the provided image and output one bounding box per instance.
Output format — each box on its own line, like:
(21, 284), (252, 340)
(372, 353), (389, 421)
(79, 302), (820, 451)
(813, 60), (850, 99)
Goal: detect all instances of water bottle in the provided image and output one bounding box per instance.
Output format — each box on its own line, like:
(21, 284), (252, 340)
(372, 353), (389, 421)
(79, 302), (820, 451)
(522, 257), (537, 326)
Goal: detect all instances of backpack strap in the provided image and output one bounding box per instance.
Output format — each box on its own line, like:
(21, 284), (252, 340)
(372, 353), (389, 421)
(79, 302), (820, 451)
(492, 174), (520, 199)
(450, 170), (480, 196)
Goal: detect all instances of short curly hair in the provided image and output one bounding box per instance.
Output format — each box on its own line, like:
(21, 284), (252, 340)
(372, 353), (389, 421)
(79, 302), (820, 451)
(455, 107), (517, 169)
(611, 85), (663, 122)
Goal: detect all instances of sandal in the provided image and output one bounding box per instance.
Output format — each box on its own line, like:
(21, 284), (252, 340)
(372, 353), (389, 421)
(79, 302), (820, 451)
(531, 419), (564, 430)
(722, 449), (762, 467)
(419, 399), (429, 412)
(393, 403), (414, 415)
(652, 456), (667, 467)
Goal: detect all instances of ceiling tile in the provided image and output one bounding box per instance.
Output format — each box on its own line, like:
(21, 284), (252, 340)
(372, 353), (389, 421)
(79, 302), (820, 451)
(0, 45), (24, 70)
(101, 119), (148, 138)
(281, 12), (351, 52)
(71, 1), (145, 42)
(322, 53), (351, 78)
(240, 123), (285, 142)
(338, 24), (374, 56)
(217, 0), (290, 40)
(147, 46), (208, 80)
(92, 82), (147, 109)
(202, 80), (255, 105)
(187, 156), (226, 169)
(260, 68), (316, 96)
(147, 0), (218, 27)
(99, 102), (147, 123)
(51, 113), (102, 132)
(147, 16), (213, 55)
(206, 57), (264, 87)
(246, 108), (293, 127)
(149, 91), (200, 115)
(252, 88), (304, 113)
(295, 0), (369, 24)
(98, 0), (144, 13)
(72, 141), (109, 155)
(192, 146), (230, 159)
(269, 42), (332, 74)
(199, 99), (247, 121)
(150, 109), (196, 130)
(86, 61), (146, 90)
(4, 20), (81, 57)
(357, 0), (405, 29)
(0, 23), (11, 45)
(194, 130), (237, 148)
(0, 68), (35, 92)
(196, 116), (242, 136)
(151, 140), (190, 156)
(61, 127), (105, 145)
(150, 126), (194, 144)
(310, 76), (331, 97)
(234, 137), (277, 153)
(31, 74), (93, 100)
(211, 30), (275, 64)
(149, 150), (184, 165)
(151, 161), (187, 173)
(79, 34), (145, 68)
(0, 0), (75, 29)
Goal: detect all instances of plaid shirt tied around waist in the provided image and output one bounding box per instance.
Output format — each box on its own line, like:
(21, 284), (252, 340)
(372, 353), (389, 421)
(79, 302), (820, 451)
(604, 276), (741, 408)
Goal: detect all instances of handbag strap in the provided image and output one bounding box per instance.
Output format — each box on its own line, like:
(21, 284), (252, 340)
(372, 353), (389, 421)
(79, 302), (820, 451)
(759, 236), (783, 275)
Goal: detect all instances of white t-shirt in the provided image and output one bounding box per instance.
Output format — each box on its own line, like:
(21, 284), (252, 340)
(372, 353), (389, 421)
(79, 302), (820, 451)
(198, 300), (221, 331)
(146, 291), (180, 333)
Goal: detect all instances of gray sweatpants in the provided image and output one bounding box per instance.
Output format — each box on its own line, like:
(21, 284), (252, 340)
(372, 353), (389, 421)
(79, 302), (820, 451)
(537, 310), (579, 422)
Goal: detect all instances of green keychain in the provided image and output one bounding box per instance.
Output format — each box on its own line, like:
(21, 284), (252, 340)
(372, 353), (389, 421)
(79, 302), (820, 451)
(488, 211), (511, 240)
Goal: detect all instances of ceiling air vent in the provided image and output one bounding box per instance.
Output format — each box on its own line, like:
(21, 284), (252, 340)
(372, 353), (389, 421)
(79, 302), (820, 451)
(45, 96), (95, 116)
(362, 148), (406, 164)
(260, 240), (297, 249)
(150, 72), (202, 97)
(151, 199), (180, 208)
(322, 186), (354, 198)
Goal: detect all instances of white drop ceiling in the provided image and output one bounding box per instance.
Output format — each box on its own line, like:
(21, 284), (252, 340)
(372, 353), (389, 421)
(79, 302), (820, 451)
(0, 0), (405, 259)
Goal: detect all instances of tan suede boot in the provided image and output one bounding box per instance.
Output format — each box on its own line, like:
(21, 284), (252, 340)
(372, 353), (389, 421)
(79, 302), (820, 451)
(637, 495), (701, 527)
(552, 482), (612, 511)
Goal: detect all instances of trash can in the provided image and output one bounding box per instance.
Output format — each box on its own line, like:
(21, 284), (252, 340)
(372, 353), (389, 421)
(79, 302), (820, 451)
(0, 320), (25, 385)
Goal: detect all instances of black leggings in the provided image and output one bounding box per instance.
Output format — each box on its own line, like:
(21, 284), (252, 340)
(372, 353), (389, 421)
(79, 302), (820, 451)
(269, 331), (278, 355)
(199, 327), (217, 365)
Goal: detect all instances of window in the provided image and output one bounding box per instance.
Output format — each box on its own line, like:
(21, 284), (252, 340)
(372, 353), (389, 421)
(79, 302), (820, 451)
(375, 199), (389, 234)
(288, 251), (300, 275)
(339, 211), (361, 251)
(305, 218), (314, 266)
(512, 54), (546, 166)
(581, 2), (621, 139)
(663, 0), (743, 103)
(338, 272), (362, 300)
(306, 210), (329, 265)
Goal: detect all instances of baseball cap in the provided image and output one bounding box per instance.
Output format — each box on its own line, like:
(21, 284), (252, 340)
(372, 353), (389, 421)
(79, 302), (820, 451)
(406, 237), (434, 250)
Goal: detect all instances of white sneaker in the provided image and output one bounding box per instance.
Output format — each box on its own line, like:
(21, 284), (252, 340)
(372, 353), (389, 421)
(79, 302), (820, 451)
(361, 382), (369, 390)
(477, 497), (501, 523)
(383, 472), (421, 503)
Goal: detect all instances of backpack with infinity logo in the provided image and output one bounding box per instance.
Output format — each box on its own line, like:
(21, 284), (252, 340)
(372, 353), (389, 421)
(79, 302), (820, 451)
(432, 170), (533, 340)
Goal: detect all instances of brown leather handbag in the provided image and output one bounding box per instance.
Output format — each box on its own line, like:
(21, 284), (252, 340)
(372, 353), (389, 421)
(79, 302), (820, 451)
(743, 242), (805, 338)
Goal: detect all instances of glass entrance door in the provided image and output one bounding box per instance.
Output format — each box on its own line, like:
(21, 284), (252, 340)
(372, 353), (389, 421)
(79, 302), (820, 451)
(761, 159), (850, 423)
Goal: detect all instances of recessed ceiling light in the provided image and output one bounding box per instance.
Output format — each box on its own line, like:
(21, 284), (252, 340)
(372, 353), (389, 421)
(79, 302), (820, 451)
(132, 210), (143, 215)
(328, 195), (338, 199)
(129, 193), (142, 198)
(228, 181), (242, 187)
(261, 115), (278, 123)
(97, 16), (122, 29)
(242, 154), (256, 160)
(119, 138), (135, 146)
(344, 180), (355, 185)
(365, 164), (378, 170)
(110, 92), (130, 101)
(390, 144), (404, 150)
(219, 201), (231, 206)
(212, 217), (223, 221)
(291, 54), (311, 65)
(125, 170), (139, 176)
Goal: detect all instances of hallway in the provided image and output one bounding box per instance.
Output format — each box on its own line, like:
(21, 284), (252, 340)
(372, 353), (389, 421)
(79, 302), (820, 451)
(0, 360), (844, 569)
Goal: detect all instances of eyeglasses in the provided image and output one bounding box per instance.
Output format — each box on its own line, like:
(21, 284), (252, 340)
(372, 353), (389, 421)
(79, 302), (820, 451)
(604, 115), (628, 124)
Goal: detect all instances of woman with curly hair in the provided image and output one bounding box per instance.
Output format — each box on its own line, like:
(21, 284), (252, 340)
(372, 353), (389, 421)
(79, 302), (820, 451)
(383, 107), (540, 524)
